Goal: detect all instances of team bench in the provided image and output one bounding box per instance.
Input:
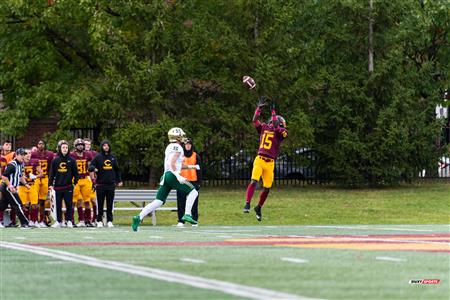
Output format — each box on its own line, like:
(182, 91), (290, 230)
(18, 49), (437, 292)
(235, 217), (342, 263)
(113, 189), (178, 226)
(2, 189), (177, 226)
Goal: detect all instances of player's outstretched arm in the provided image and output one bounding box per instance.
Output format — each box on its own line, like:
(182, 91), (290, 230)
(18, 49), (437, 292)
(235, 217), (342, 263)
(270, 102), (278, 127)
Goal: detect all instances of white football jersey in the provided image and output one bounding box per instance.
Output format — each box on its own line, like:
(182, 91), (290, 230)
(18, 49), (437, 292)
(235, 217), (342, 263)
(164, 143), (184, 173)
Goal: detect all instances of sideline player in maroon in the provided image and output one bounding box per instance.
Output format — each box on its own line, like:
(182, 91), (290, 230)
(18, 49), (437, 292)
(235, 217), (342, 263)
(244, 98), (288, 221)
(70, 139), (94, 227)
(31, 140), (55, 227)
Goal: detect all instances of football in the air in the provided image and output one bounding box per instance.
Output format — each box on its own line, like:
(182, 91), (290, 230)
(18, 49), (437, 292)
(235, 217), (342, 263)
(242, 75), (256, 89)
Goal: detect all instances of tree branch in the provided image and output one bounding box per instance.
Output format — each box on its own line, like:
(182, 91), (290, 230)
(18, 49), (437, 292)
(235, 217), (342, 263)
(44, 27), (98, 70)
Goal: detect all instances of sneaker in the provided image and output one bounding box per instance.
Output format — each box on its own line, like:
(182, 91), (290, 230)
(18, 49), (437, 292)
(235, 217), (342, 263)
(34, 222), (41, 228)
(243, 203), (250, 213)
(61, 221), (67, 228)
(6, 222), (18, 228)
(51, 222), (61, 228)
(86, 222), (94, 227)
(67, 221), (73, 228)
(254, 205), (262, 222)
(77, 221), (86, 227)
(39, 222), (48, 228)
(191, 224), (198, 227)
(96, 221), (103, 228)
(107, 221), (114, 228)
(0, 223), (4, 229)
(131, 215), (140, 232)
(29, 221), (35, 227)
(176, 222), (185, 228)
(181, 214), (198, 225)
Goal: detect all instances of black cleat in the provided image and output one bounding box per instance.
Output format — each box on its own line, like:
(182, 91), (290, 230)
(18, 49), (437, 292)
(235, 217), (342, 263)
(254, 205), (262, 222)
(243, 203), (250, 213)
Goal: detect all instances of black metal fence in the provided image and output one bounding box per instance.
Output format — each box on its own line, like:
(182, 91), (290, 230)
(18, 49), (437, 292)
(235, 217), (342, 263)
(122, 148), (328, 187)
(121, 151), (450, 187)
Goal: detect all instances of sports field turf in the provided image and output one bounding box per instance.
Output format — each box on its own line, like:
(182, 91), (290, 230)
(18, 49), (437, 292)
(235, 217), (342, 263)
(0, 224), (448, 300)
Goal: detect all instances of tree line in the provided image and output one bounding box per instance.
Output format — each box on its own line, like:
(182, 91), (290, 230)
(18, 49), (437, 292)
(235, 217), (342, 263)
(0, 0), (448, 185)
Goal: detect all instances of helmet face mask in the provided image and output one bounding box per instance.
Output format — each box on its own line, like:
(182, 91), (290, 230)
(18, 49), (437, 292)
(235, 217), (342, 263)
(168, 127), (187, 143)
(268, 115), (286, 128)
(73, 138), (85, 150)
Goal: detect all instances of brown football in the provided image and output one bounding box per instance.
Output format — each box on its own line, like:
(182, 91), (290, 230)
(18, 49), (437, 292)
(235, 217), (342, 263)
(242, 76), (256, 89)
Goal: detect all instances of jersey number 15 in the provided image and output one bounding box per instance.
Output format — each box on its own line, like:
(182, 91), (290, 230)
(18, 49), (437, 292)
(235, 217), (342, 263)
(259, 132), (274, 150)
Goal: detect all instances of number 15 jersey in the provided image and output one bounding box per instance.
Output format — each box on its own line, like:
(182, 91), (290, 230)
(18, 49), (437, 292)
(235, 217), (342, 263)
(255, 123), (288, 160)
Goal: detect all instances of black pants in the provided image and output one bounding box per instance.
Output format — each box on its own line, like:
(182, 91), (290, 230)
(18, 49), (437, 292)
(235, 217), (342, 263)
(176, 188), (199, 223)
(96, 188), (115, 223)
(55, 188), (73, 223)
(0, 185), (29, 225)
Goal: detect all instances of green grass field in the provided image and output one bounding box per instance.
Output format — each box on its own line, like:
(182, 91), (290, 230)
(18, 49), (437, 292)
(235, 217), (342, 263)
(115, 183), (450, 226)
(1, 183), (449, 300)
(0, 225), (448, 300)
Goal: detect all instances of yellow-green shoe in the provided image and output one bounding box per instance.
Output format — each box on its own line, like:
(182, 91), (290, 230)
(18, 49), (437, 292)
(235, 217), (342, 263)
(131, 215), (141, 232)
(181, 214), (198, 225)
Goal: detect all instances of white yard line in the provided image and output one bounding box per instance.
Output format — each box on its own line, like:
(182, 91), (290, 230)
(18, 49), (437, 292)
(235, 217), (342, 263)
(281, 257), (309, 264)
(375, 256), (406, 262)
(180, 258), (206, 264)
(0, 242), (319, 300)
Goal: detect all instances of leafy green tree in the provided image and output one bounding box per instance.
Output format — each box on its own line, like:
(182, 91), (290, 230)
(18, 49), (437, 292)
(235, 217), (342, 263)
(0, 0), (448, 185)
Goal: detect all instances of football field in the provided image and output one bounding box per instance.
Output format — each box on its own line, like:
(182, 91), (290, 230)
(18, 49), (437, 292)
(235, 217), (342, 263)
(0, 224), (448, 300)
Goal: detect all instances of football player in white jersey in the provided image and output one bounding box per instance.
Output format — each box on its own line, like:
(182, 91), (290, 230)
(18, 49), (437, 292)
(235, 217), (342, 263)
(131, 127), (200, 231)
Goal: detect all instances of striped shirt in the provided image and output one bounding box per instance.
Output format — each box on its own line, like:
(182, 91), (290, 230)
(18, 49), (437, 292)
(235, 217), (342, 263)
(2, 159), (24, 188)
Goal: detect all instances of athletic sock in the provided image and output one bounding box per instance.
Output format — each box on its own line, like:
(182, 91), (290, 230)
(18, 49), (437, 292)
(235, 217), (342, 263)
(77, 206), (84, 222)
(246, 183), (256, 204)
(139, 200), (163, 220)
(92, 204), (97, 223)
(39, 202), (45, 223)
(258, 189), (270, 207)
(185, 189), (198, 215)
(84, 208), (91, 222)
(31, 207), (39, 223)
(10, 209), (16, 224)
(23, 206), (30, 220)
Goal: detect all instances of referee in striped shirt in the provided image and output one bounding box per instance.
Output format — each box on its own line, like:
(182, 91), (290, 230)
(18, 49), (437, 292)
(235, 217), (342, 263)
(0, 148), (30, 228)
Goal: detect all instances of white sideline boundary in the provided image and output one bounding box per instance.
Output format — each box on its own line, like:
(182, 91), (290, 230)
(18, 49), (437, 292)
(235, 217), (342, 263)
(0, 242), (319, 300)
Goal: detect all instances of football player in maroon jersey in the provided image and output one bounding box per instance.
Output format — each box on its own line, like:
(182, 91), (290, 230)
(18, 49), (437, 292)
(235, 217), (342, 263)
(71, 139), (95, 227)
(31, 140), (55, 227)
(244, 99), (288, 221)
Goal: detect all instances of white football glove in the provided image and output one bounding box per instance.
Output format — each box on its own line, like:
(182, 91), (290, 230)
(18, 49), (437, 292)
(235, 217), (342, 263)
(188, 165), (200, 170)
(29, 174), (37, 180)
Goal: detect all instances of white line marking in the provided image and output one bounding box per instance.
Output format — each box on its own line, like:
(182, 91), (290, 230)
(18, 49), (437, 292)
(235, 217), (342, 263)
(45, 261), (74, 265)
(14, 237), (26, 240)
(0, 242), (319, 300)
(83, 236), (94, 239)
(148, 236), (163, 239)
(281, 258), (309, 264)
(180, 258), (206, 264)
(375, 256), (406, 262)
